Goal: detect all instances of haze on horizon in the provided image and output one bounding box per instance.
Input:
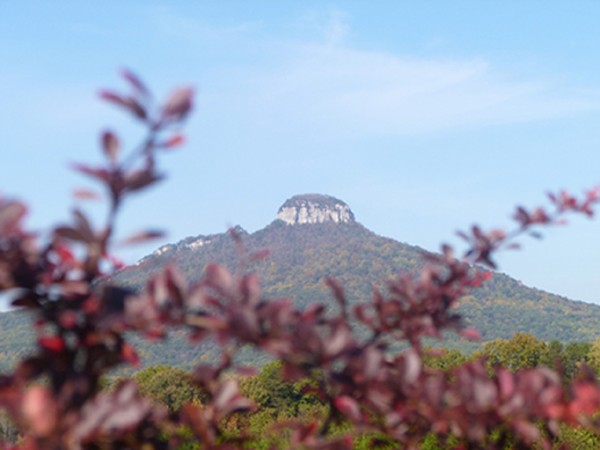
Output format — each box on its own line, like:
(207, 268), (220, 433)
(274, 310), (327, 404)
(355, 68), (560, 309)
(1, 2), (600, 305)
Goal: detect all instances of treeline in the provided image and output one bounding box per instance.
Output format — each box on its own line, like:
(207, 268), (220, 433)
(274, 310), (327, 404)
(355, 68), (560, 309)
(2, 334), (599, 447)
(76, 333), (600, 449)
(428, 332), (596, 382)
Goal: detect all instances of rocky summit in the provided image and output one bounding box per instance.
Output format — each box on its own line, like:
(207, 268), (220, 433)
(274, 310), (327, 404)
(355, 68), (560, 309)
(276, 194), (355, 225)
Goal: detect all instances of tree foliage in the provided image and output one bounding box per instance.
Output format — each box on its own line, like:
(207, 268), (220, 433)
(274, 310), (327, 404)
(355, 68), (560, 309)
(478, 332), (550, 372)
(133, 365), (205, 413)
(2, 71), (600, 449)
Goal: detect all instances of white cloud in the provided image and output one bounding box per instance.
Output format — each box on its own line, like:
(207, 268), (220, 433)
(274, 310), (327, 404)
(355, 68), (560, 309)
(198, 12), (600, 138)
(241, 52), (597, 137)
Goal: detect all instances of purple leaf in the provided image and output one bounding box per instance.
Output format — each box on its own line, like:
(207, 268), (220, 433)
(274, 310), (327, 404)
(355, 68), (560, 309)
(0, 201), (27, 233)
(101, 130), (120, 163)
(99, 90), (147, 121)
(119, 229), (165, 246)
(120, 68), (149, 98)
(334, 395), (362, 422)
(162, 87), (194, 122)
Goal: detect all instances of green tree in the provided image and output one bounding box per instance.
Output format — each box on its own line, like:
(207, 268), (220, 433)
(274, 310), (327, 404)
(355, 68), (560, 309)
(133, 365), (204, 413)
(587, 338), (600, 376)
(0, 411), (18, 445)
(561, 342), (591, 381)
(422, 348), (467, 372)
(254, 361), (302, 411)
(540, 340), (564, 369)
(478, 332), (549, 372)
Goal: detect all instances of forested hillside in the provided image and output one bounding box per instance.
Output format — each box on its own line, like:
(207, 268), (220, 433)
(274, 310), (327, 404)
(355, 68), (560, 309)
(114, 206), (600, 345)
(3, 196), (600, 371)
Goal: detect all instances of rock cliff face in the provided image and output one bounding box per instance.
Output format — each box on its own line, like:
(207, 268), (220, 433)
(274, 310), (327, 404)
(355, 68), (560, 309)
(276, 194), (355, 225)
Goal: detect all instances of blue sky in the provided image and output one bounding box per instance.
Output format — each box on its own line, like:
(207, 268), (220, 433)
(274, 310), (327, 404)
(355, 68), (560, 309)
(2, 2), (600, 304)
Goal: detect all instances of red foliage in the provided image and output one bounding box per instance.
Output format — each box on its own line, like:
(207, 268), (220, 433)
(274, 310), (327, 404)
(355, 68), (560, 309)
(1, 71), (600, 449)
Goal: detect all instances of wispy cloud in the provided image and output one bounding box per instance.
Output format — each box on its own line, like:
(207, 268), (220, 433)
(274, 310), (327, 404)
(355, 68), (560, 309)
(198, 12), (600, 138)
(150, 5), (261, 43)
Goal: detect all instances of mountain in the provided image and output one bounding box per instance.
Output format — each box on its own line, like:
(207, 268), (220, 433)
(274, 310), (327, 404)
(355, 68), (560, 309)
(114, 193), (600, 342)
(2, 193), (600, 370)
(115, 194), (427, 309)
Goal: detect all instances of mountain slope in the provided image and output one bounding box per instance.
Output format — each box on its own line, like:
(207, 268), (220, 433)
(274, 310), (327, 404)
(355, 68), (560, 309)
(2, 193), (600, 370)
(114, 194), (600, 344)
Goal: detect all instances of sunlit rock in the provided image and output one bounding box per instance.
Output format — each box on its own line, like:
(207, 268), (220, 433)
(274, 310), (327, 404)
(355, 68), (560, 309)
(276, 194), (355, 225)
